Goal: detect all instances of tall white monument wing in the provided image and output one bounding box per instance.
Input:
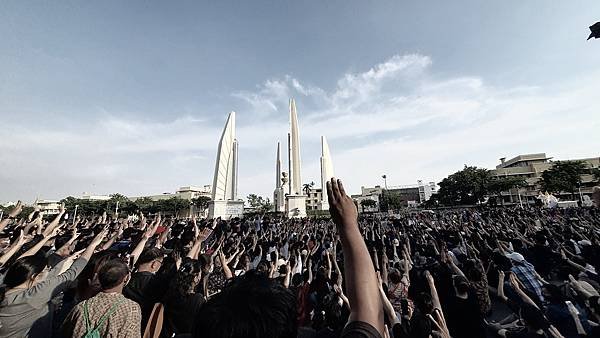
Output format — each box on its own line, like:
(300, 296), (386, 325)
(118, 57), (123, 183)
(320, 136), (335, 206)
(288, 98), (302, 195)
(275, 142), (281, 188)
(211, 111), (238, 201)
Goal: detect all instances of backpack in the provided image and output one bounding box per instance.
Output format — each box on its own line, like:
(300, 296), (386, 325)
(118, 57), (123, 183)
(82, 298), (125, 338)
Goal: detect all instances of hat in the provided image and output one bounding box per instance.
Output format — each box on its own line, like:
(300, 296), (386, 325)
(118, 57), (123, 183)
(506, 252), (525, 263)
(392, 239), (400, 246)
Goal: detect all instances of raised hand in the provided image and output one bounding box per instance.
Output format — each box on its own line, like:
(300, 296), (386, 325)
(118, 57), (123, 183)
(90, 227), (109, 247)
(327, 178), (358, 230)
(9, 201), (23, 218)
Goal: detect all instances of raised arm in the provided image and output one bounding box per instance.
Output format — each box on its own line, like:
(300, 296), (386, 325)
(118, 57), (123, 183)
(328, 178), (384, 335)
(42, 203), (66, 237)
(0, 201), (23, 233)
(0, 230), (27, 267)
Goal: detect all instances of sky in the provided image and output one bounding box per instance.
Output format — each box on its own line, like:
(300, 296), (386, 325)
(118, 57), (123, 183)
(1, 1), (599, 203)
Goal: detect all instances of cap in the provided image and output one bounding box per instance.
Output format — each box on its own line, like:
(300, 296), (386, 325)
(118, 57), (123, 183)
(505, 252), (525, 263)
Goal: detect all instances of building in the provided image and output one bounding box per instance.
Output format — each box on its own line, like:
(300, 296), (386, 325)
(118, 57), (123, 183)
(305, 188), (324, 211)
(351, 181), (437, 212)
(35, 200), (61, 216)
(491, 153), (600, 204)
(129, 185), (211, 202)
(80, 193), (111, 201)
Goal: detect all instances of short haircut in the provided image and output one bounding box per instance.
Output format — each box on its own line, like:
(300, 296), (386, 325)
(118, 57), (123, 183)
(97, 259), (129, 290)
(193, 270), (297, 338)
(136, 247), (163, 266)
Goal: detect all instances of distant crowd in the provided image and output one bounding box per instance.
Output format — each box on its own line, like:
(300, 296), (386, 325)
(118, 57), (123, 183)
(1, 180), (600, 338)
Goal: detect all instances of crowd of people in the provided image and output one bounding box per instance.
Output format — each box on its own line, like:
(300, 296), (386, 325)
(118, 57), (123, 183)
(1, 179), (600, 338)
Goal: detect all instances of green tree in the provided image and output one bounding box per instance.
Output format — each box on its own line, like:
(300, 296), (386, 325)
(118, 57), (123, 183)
(437, 166), (492, 206)
(155, 197), (188, 215)
(135, 197), (157, 215)
(191, 196), (211, 213)
(541, 160), (588, 197)
(246, 194), (272, 212)
(302, 182), (315, 196)
(359, 199), (377, 212)
(487, 176), (527, 205)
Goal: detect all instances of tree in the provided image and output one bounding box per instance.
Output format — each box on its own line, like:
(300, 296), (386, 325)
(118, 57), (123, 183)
(135, 197), (157, 215)
(541, 160), (588, 196)
(192, 196), (211, 214)
(437, 166), (492, 206)
(155, 197), (188, 215)
(246, 194), (272, 212)
(359, 199), (377, 213)
(302, 182), (315, 196)
(487, 176), (527, 205)
(592, 168), (600, 183)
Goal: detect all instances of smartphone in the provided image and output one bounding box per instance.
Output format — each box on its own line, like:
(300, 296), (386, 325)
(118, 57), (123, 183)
(401, 299), (409, 315)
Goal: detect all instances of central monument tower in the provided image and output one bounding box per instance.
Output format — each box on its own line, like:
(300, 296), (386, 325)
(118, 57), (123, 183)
(284, 99), (307, 218)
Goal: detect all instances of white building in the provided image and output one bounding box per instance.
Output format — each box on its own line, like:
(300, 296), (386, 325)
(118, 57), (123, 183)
(129, 185), (211, 202)
(36, 200), (61, 216)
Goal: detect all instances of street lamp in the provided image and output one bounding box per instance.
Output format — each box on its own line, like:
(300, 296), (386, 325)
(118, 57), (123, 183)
(382, 175), (388, 190)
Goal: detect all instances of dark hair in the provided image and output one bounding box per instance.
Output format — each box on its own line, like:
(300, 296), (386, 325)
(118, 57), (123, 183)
(97, 259), (129, 290)
(452, 275), (470, 294)
(543, 284), (565, 304)
(166, 260), (201, 299)
(520, 304), (550, 330)
(193, 271), (297, 338)
(136, 247), (163, 266)
(414, 292), (434, 315)
(0, 255), (47, 302)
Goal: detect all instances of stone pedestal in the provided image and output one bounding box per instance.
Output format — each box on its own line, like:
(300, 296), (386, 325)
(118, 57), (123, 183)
(286, 195), (307, 218)
(274, 187), (286, 213)
(208, 200), (244, 220)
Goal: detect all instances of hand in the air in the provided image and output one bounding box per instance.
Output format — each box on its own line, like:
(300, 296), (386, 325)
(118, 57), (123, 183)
(326, 178), (358, 230)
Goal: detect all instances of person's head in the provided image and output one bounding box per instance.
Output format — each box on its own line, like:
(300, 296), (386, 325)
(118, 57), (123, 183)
(587, 296), (600, 319)
(541, 284), (565, 304)
(76, 250), (119, 299)
(168, 260), (202, 298)
(198, 254), (214, 274)
(592, 186), (600, 208)
(0, 255), (48, 302)
(452, 275), (470, 295)
(98, 259), (130, 292)
(520, 304), (550, 332)
(389, 268), (402, 284)
(414, 292), (434, 315)
(136, 247), (164, 273)
(193, 271), (296, 338)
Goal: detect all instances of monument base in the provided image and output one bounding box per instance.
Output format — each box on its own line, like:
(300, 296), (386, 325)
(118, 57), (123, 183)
(208, 200), (244, 220)
(286, 195), (307, 218)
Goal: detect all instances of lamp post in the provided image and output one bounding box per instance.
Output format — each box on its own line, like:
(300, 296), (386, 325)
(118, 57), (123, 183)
(72, 205), (79, 225)
(382, 175), (388, 190)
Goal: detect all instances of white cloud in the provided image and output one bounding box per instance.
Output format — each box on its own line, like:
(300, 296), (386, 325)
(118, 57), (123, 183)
(1, 53), (599, 203)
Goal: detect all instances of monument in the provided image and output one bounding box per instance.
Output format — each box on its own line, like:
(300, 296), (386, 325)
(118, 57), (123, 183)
(317, 136), (335, 210)
(273, 142), (287, 212)
(285, 99), (307, 218)
(207, 112), (244, 219)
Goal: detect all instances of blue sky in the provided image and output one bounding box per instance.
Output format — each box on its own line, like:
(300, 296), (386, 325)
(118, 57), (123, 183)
(1, 1), (599, 202)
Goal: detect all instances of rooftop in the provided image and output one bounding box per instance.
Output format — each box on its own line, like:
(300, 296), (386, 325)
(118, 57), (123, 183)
(496, 153), (551, 169)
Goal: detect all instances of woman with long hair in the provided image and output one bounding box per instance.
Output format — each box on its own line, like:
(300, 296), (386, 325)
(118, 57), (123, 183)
(161, 260), (205, 337)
